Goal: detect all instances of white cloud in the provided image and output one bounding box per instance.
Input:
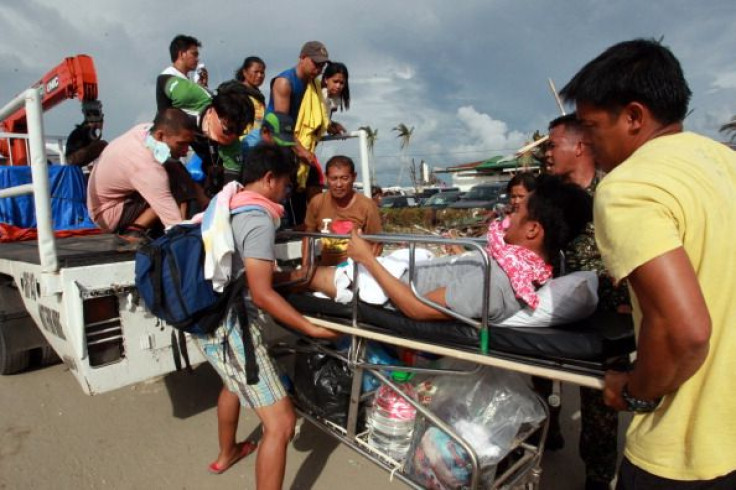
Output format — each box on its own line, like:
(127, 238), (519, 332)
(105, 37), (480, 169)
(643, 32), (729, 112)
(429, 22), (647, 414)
(455, 106), (526, 153)
(2, 0), (735, 185)
(712, 71), (736, 90)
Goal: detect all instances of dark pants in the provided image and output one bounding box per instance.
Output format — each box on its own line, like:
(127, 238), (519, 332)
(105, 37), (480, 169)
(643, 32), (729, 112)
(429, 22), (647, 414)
(116, 160), (200, 233)
(617, 458), (736, 490)
(532, 377), (619, 484)
(580, 386), (619, 483)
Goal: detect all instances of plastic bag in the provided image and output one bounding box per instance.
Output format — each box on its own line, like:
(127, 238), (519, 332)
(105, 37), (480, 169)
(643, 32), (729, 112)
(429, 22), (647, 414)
(185, 154), (205, 183)
(292, 349), (352, 426)
(334, 338), (403, 393)
(406, 367), (546, 489)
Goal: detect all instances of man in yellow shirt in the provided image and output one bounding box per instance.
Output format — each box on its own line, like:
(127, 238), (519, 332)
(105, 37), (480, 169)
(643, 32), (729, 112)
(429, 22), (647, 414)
(560, 39), (736, 488)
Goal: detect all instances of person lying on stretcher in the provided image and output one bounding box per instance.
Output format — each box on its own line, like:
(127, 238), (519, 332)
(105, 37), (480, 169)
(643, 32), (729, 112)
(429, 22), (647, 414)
(296, 175), (592, 323)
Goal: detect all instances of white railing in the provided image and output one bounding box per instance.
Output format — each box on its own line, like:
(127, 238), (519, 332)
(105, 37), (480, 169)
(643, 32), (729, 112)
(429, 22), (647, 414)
(0, 88), (58, 272)
(0, 132), (67, 165)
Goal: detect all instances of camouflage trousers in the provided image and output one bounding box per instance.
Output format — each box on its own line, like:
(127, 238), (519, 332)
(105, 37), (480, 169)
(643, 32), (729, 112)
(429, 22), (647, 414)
(580, 386), (619, 482)
(533, 378), (619, 483)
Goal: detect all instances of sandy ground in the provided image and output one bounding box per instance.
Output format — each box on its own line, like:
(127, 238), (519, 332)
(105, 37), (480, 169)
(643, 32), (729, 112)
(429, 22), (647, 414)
(0, 359), (628, 489)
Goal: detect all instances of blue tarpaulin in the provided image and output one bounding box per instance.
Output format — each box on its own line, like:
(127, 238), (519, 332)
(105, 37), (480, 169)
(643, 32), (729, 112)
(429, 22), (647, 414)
(0, 165), (97, 230)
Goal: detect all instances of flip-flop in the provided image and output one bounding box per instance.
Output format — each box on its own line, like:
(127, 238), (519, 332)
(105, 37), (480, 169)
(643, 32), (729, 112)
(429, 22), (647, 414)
(207, 441), (258, 475)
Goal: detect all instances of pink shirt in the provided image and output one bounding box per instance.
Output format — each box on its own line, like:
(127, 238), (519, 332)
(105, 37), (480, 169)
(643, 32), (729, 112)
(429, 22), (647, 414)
(86, 124), (183, 231)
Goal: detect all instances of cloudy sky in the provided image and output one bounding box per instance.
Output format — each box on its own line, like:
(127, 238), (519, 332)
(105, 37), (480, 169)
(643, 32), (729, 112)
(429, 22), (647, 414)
(1, 0), (735, 186)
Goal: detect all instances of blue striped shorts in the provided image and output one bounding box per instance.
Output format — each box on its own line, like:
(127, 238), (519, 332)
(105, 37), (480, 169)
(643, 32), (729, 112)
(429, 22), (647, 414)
(193, 310), (286, 409)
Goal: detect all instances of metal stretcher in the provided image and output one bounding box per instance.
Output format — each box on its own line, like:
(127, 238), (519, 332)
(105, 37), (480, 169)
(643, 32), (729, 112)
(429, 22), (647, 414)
(271, 232), (636, 489)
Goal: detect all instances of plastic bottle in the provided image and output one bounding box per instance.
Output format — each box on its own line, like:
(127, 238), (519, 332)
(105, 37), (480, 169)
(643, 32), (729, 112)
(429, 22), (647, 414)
(367, 371), (417, 461)
(314, 218), (332, 256)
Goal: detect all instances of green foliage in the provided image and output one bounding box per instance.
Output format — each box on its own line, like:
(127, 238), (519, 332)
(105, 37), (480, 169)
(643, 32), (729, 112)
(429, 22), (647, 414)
(358, 126), (378, 153)
(380, 207), (492, 234)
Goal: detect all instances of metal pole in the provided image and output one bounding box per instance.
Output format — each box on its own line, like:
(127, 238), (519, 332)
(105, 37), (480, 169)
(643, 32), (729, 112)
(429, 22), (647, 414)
(0, 91), (29, 119)
(357, 129), (372, 198)
(25, 88), (58, 273)
(548, 78), (566, 116)
(0, 184), (34, 198)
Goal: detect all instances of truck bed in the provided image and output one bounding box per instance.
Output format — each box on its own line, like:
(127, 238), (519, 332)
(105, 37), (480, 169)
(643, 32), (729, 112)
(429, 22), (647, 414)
(0, 234), (136, 268)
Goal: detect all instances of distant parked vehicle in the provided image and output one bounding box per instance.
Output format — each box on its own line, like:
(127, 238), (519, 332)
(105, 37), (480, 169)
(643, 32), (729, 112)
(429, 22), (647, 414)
(422, 191), (463, 208)
(449, 182), (508, 210)
(415, 187), (461, 206)
(379, 195), (419, 209)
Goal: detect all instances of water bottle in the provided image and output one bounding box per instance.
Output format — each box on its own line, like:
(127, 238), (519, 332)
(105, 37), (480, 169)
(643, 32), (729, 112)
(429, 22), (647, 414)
(367, 371), (417, 461)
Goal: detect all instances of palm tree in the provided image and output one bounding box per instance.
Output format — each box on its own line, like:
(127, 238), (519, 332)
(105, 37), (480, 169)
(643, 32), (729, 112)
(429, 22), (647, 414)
(392, 123), (414, 150)
(393, 123), (414, 187)
(358, 125), (378, 154)
(359, 126), (379, 183)
(720, 117), (736, 142)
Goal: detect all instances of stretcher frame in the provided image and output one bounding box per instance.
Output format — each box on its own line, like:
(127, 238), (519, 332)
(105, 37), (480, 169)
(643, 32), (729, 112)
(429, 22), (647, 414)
(270, 336), (549, 490)
(270, 231), (634, 488)
(282, 231), (619, 389)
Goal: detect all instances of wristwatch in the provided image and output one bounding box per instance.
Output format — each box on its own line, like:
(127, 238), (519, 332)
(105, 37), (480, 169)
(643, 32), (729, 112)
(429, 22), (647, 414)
(621, 384), (662, 413)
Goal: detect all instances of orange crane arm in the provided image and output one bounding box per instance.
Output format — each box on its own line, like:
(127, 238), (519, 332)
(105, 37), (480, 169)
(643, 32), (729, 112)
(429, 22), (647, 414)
(1, 55), (98, 165)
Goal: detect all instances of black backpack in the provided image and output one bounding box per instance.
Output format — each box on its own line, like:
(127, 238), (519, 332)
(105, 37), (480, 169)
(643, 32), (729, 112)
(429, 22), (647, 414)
(135, 223), (258, 384)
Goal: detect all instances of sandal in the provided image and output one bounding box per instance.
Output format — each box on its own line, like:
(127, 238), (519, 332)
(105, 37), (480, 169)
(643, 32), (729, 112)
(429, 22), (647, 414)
(207, 441), (258, 475)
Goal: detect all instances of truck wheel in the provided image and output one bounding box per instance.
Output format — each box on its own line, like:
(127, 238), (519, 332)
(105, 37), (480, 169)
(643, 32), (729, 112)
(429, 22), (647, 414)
(0, 325), (31, 375)
(36, 345), (61, 367)
(1, 275), (58, 374)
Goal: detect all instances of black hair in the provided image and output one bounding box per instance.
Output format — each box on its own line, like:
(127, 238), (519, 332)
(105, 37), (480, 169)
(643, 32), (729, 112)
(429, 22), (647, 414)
(548, 113), (584, 133)
(325, 155), (355, 174)
(234, 56), (266, 82)
(371, 185), (383, 197)
(322, 62), (350, 111)
(506, 172), (537, 194)
(560, 39), (691, 125)
(526, 174), (592, 260)
(169, 35), (201, 63)
(241, 143), (297, 185)
(151, 107), (197, 133)
(211, 81), (254, 135)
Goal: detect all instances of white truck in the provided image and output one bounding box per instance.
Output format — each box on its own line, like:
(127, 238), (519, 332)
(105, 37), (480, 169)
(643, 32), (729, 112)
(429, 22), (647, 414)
(0, 87), (373, 394)
(0, 89), (212, 393)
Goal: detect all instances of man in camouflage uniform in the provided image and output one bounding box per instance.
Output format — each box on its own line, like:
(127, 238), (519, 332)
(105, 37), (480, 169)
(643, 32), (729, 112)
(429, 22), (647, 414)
(543, 113), (630, 490)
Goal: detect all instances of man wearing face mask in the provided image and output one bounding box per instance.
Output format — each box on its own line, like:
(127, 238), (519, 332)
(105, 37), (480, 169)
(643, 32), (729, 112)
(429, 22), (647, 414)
(86, 108), (201, 245)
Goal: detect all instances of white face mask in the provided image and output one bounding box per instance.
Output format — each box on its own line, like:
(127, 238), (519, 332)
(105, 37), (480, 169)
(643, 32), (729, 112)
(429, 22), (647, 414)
(145, 133), (172, 164)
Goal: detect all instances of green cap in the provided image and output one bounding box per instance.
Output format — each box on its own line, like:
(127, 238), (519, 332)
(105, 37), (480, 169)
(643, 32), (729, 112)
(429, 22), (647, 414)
(262, 112), (295, 147)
